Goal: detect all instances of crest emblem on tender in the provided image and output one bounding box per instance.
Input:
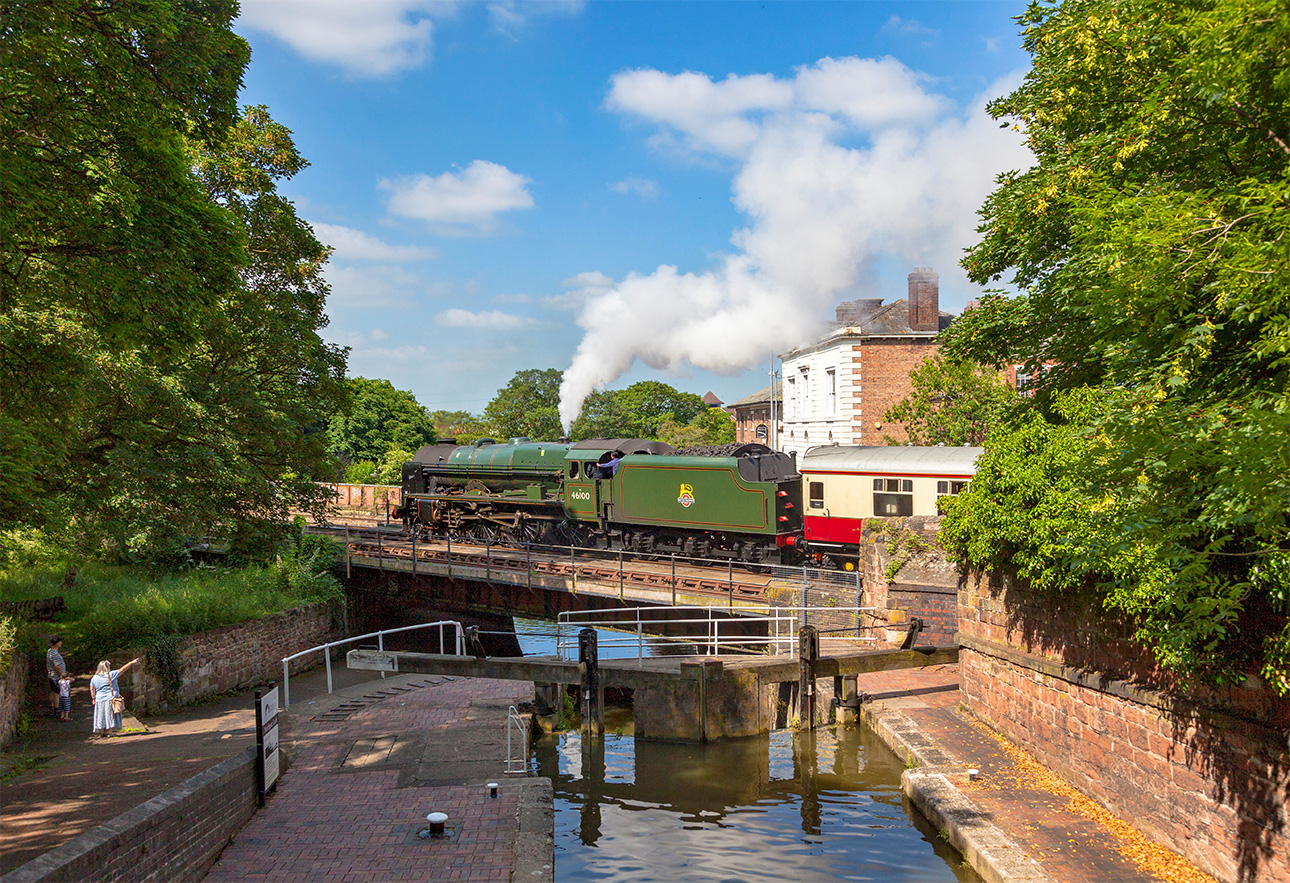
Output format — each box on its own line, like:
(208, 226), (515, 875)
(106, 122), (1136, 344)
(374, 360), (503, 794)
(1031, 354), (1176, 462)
(677, 483), (695, 508)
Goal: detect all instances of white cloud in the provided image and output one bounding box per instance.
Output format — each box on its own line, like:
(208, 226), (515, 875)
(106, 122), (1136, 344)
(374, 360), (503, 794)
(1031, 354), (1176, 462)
(882, 15), (941, 41)
(237, 0), (458, 78)
(609, 176), (660, 199)
(558, 62), (1032, 428)
(325, 263), (449, 309)
(381, 161), (535, 233)
(437, 308), (534, 330)
(488, 0), (583, 36)
(312, 222), (435, 262)
(546, 271), (616, 310)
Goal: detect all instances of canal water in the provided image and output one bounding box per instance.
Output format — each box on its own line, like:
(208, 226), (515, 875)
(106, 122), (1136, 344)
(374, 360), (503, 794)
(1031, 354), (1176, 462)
(534, 727), (980, 882)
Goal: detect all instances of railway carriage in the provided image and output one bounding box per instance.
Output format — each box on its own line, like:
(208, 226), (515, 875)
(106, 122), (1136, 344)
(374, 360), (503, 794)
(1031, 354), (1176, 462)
(798, 445), (981, 569)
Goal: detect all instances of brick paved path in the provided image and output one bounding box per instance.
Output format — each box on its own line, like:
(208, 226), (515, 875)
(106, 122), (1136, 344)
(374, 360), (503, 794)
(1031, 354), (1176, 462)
(854, 664), (1202, 883)
(204, 676), (544, 883)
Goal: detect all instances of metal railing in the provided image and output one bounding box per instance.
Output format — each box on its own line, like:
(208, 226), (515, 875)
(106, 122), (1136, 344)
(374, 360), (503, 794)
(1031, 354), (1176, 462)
(505, 705), (530, 775)
(341, 529), (865, 608)
(280, 619), (466, 708)
(554, 604), (878, 660)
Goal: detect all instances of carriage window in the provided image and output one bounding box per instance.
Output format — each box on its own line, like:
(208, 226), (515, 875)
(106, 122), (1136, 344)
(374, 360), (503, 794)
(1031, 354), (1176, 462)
(808, 481), (824, 509)
(873, 492), (914, 517)
(936, 480), (970, 496)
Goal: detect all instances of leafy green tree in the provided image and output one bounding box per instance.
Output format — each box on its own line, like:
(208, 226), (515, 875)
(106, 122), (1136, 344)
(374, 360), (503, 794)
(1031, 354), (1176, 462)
(657, 408), (737, 449)
(944, 0), (1290, 692)
(373, 448), (413, 485)
(483, 369), (564, 441)
(568, 380), (708, 441)
(430, 410), (489, 443)
(568, 390), (632, 441)
(328, 378), (435, 464)
(1, 0), (249, 533)
(882, 354), (1018, 446)
(344, 461), (377, 485)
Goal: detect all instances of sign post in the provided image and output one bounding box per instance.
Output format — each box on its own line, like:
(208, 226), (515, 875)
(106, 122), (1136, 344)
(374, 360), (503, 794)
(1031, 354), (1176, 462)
(255, 684), (281, 807)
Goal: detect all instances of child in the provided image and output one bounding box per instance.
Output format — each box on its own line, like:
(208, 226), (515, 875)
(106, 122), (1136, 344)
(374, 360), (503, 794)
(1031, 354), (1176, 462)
(58, 676), (72, 721)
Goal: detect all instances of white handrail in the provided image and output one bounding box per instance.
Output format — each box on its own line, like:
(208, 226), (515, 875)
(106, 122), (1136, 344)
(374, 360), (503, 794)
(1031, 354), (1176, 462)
(555, 605), (877, 660)
(280, 619), (465, 708)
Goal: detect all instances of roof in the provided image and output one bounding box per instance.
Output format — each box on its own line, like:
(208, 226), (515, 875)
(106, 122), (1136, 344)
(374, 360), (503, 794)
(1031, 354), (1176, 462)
(800, 445), (982, 475)
(727, 380), (781, 409)
(701, 391), (723, 407)
(781, 299), (953, 359)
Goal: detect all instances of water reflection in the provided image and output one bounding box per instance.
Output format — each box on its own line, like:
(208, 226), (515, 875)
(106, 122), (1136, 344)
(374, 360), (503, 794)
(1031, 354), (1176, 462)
(535, 726), (981, 882)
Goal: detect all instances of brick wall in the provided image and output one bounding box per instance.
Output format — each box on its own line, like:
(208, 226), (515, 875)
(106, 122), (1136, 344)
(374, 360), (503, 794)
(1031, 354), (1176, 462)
(0, 648), (31, 750)
(860, 517), (959, 645)
(4, 746), (256, 883)
(855, 339), (939, 444)
(959, 572), (1290, 883)
(319, 483), (401, 522)
(127, 602), (341, 713)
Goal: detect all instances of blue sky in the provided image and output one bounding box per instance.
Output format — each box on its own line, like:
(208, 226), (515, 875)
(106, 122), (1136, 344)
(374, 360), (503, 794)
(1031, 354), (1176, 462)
(234, 1), (1033, 425)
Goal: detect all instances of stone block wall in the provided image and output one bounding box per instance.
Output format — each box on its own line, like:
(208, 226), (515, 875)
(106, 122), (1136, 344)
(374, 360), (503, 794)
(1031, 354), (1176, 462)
(0, 648), (31, 750)
(127, 602), (341, 712)
(959, 573), (1290, 883)
(860, 517), (959, 645)
(4, 746), (256, 883)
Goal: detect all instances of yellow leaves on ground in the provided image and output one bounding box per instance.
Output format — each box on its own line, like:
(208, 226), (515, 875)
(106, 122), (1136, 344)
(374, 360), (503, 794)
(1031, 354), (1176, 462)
(965, 717), (1218, 883)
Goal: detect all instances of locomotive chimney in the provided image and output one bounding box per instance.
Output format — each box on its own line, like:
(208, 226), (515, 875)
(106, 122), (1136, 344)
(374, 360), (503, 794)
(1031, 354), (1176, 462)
(907, 269), (939, 332)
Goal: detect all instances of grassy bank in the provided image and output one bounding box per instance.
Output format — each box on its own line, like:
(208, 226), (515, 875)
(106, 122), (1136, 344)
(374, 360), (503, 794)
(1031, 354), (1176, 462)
(0, 533), (343, 670)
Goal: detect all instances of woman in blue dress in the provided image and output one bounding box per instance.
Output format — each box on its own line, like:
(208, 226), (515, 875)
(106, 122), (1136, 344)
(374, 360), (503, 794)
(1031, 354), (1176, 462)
(90, 657), (139, 737)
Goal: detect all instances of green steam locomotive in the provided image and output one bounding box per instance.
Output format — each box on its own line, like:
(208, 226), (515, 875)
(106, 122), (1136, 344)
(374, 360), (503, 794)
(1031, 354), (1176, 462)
(397, 437), (804, 564)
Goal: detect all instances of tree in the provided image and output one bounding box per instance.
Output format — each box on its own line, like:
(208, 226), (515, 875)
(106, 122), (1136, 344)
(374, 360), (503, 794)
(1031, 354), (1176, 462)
(567, 390), (632, 441)
(328, 378), (435, 465)
(1, 2), (359, 554)
(657, 408), (737, 449)
(944, 0), (1290, 691)
(483, 369), (564, 441)
(567, 380), (709, 441)
(430, 410), (489, 443)
(882, 353), (1018, 446)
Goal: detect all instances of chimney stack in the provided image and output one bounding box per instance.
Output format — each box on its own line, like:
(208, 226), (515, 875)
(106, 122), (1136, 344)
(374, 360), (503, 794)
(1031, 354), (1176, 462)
(907, 269), (939, 332)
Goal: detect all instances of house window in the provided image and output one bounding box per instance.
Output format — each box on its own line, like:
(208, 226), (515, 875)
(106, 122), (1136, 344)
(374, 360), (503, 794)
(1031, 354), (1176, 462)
(799, 367), (810, 413)
(808, 481), (824, 509)
(826, 368), (836, 415)
(787, 376), (797, 418)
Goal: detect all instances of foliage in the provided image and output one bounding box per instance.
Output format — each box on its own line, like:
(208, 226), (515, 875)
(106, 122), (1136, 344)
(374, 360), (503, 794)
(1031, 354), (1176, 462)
(430, 410), (489, 444)
(147, 634), (185, 696)
(373, 448), (413, 485)
(483, 369), (564, 441)
(945, 0), (1290, 690)
(0, 545), (342, 667)
(568, 380), (710, 441)
(344, 460), (378, 484)
(882, 353), (1018, 446)
(328, 377), (434, 465)
(0, 615), (15, 676)
(1, 5), (348, 556)
(656, 408), (737, 448)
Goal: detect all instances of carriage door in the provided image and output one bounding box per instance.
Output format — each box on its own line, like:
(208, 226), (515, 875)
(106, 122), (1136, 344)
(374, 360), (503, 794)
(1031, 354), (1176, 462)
(808, 480), (827, 517)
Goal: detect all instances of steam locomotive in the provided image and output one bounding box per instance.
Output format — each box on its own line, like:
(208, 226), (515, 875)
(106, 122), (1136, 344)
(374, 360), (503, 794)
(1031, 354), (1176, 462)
(397, 437), (980, 568)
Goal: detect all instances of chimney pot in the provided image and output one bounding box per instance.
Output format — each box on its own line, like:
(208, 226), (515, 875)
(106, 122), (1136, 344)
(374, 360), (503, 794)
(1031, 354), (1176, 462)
(907, 269), (939, 332)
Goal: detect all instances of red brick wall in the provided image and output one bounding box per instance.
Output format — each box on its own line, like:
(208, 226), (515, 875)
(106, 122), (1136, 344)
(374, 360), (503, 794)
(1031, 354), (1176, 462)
(959, 573), (1290, 883)
(4, 746), (256, 883)
(0, 649), (31, 750)
(127, 603), (341, 713)
(855, 339), (939, 444)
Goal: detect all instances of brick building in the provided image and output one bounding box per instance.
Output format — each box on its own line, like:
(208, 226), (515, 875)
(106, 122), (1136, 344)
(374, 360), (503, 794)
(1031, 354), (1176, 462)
(777, 269), (952, 459)
(727, 381), (782, 446)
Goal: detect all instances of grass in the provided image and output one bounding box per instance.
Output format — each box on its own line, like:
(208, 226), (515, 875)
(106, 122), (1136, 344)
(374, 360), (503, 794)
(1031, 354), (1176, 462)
(0, 534), (344, 668)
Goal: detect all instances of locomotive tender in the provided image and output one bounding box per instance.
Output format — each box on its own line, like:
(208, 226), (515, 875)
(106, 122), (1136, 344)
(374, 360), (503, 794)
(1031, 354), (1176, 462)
(397, 438), (979, 567)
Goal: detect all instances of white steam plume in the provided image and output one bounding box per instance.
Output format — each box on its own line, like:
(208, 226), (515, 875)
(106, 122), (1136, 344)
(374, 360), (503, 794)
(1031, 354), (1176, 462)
(557, 57), (1031, 428)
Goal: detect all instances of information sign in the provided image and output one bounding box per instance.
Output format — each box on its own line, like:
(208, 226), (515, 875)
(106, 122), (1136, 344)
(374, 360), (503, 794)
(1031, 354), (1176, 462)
(255, 684), (281, 804)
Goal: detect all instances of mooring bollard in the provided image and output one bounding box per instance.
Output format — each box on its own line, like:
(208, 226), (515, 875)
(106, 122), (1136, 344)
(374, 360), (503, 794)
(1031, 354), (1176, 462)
(798, 625), (819, 729)
(578, 627), (603, 736)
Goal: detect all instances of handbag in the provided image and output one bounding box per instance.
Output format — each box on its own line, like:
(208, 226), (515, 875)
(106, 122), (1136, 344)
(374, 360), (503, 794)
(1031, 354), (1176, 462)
(111, 695), (125, 714)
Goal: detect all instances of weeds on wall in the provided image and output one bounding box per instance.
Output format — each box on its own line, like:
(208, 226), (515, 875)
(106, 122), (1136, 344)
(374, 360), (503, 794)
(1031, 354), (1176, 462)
(872, 524), (934, 584)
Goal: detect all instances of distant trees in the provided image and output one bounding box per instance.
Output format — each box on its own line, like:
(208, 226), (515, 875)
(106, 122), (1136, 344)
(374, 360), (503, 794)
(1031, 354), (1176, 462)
(328, 378), (435, 467)
(483, 369), (564, 441)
